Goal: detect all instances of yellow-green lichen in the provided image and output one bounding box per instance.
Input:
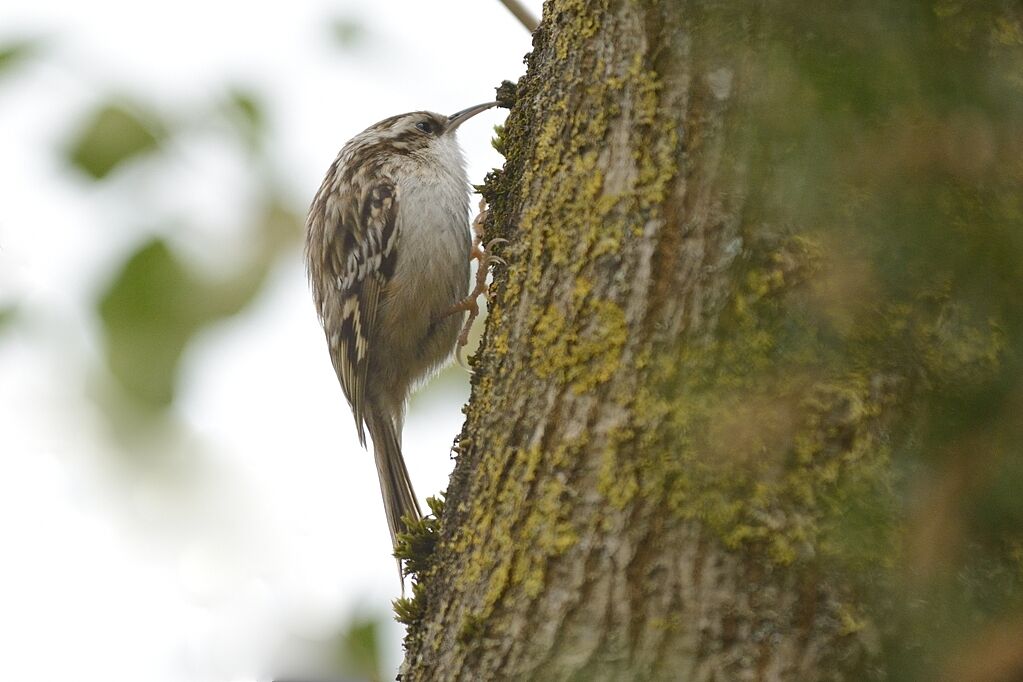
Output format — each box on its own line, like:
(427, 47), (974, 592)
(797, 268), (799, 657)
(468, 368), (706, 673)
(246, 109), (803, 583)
(529, 296), (629, 393)
(597, 436), (640, 510)
(610, 226), (902, 569)
(444, 443), (583, 644)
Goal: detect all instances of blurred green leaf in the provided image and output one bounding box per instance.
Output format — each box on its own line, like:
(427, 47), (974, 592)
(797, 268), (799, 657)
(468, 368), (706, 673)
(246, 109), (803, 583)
(66, 103), (164, 179)
(337, 616), (382, 681)
(98, 200), (299, 410)
(229, 89), (262, 128)
(99, 239), (205, 407)
(98, 235), (271, 408)
(257, 199), (303, 251)
(0, 39), (37, 75)
(330, 17), (366, 49)
(222, 87), (266, 151)
(0, 305), (16, 332)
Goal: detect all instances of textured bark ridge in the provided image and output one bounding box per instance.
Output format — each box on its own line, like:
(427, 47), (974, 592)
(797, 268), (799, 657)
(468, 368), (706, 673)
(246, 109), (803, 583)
(400, 2), (874, 679)
(398, 1), (965, 679)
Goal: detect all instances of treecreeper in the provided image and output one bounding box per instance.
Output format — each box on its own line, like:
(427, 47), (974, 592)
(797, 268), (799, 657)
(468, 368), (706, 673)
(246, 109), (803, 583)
(304, 102), (499, 578)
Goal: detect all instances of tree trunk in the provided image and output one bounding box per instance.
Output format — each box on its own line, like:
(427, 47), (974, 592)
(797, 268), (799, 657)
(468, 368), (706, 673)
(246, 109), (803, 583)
(399, 1), (1023, 680)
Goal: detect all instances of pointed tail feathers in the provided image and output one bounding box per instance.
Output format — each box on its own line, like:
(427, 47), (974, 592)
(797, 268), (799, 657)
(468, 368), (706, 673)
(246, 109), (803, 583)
(366, 410), (422, 550)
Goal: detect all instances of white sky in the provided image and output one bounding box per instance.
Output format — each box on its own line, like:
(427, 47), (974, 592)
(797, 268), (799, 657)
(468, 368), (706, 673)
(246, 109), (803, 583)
(0, 1), (541, 680)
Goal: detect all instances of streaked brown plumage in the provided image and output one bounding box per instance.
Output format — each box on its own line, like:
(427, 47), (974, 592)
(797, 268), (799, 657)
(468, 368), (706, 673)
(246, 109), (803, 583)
(304, 103), (496, 566)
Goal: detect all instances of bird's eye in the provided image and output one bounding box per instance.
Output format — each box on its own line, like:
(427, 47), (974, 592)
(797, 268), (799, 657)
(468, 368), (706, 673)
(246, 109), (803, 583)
(415, 120), (434, 134)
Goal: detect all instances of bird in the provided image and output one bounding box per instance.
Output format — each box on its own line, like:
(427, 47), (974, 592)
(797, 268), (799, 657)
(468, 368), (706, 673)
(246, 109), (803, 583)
(304, 102), (498, 562)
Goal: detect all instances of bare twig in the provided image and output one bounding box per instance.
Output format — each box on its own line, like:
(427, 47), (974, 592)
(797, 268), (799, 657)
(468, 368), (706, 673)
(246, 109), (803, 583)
(497, 0), (540, 32)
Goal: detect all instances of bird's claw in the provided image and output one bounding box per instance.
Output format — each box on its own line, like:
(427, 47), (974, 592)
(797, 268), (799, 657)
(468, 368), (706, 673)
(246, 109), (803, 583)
(445, 201), (506, 368)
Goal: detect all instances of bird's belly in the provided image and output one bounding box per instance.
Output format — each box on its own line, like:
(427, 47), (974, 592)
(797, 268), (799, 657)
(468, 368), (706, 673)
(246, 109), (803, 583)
(371, 203), (470, 394)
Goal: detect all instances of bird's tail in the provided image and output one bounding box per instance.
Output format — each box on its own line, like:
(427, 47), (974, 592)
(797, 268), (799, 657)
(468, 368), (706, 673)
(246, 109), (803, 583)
(365, 409), (422, 552)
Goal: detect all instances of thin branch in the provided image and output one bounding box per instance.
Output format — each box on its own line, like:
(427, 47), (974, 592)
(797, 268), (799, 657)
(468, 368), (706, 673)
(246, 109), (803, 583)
(497, 0), (540, 32)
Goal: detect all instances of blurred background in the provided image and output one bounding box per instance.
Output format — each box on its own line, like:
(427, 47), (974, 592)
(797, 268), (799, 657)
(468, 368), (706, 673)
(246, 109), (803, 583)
(5, 2), (1023, 681)
(0, 1), (538, 680)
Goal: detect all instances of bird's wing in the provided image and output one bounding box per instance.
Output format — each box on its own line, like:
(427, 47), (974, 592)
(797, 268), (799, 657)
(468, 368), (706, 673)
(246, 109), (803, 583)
(318, 180), (400, 445)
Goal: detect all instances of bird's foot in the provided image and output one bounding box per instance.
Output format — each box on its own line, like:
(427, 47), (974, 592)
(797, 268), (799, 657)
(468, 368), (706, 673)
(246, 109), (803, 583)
(443, 200), (506, 367)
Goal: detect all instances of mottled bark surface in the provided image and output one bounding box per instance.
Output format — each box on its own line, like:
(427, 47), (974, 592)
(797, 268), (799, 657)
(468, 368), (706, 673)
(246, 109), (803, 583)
(400, 3), (867, 679)
(399, 0), (1022, 680)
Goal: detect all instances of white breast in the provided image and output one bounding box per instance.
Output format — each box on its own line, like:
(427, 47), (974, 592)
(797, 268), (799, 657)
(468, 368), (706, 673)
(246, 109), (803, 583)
(371, 134), (472, 398)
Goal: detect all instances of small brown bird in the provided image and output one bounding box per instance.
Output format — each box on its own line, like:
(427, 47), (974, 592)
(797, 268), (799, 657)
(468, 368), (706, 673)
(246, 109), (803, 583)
(304, 102), (497, 556)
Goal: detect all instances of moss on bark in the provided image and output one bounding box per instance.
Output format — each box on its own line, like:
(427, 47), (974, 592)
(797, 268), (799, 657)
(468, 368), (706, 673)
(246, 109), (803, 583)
(399, 1), (1023, 680)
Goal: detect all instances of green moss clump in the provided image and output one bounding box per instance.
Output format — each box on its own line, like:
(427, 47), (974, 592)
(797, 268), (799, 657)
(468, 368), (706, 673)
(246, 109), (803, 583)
(495, 79), (518, 109)
(393, 581), (427, 628)
(394, 495), (444, 578)
(393, 496), (444, 629)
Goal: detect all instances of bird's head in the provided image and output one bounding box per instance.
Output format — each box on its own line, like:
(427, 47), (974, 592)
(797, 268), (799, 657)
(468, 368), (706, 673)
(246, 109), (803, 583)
(346, 102), (498, 167)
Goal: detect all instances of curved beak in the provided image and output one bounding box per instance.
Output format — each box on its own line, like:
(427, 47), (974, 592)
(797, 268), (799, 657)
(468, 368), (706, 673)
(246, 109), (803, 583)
(446, 101), (498, 133)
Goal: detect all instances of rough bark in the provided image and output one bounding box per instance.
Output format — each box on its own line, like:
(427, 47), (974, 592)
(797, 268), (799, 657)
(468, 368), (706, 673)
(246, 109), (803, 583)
(398, 1), (1023, 680)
